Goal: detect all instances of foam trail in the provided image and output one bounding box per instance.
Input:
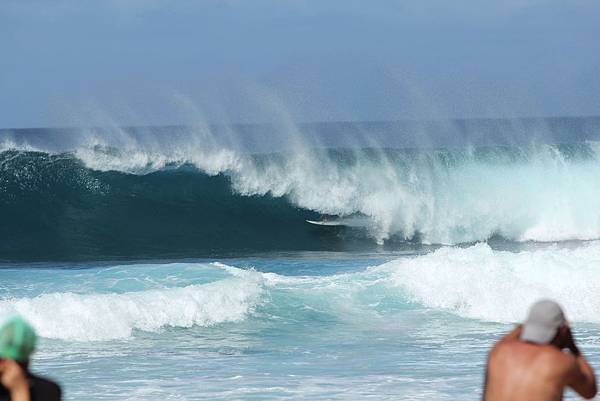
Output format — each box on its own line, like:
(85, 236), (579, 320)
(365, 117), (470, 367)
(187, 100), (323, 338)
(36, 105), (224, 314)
(0, 273), (264, 341)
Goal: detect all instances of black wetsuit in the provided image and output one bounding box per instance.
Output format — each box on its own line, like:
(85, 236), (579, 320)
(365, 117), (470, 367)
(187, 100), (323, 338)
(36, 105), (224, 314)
(0, 371), (61, 401)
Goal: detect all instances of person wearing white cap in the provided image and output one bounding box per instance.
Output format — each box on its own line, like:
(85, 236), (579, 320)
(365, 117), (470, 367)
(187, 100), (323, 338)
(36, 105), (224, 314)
(483, 299), (596, 400)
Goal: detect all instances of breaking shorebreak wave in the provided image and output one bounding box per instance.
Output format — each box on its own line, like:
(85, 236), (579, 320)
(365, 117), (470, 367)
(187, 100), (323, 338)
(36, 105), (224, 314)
(2, 242), (600, 341)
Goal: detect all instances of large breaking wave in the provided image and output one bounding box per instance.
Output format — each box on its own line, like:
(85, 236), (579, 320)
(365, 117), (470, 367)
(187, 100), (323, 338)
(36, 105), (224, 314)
(2, 118), (600, 260)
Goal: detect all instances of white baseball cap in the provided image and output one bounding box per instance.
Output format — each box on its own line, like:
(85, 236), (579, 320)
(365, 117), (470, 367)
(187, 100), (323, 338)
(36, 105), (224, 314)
(520, 299), (566, 344)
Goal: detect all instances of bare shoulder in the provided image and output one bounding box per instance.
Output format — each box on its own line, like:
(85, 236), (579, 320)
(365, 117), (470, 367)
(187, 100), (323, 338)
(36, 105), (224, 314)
(542, 346), (575, 363)
(491, 339), (573, 366)
(489, 337), (522, 356)
(488, 338), (529, 363)
(536, 346), (579, 375)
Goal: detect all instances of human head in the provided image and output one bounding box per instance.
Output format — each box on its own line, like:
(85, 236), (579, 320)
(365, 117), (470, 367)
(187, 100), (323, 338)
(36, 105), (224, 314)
(0, 316), (37, 364)
(520, 299), (566, 345)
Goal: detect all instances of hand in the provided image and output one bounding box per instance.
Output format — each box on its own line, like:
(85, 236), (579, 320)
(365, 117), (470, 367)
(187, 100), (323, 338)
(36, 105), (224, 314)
(563, 326), (580, 356)
(504, 324), (523, 341)
(0, 359), (30, 399)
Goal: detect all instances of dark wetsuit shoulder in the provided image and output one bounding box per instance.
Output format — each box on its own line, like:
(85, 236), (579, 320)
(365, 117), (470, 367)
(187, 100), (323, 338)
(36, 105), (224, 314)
(0, 373), (61, 401)
(29, 373), (61, 401)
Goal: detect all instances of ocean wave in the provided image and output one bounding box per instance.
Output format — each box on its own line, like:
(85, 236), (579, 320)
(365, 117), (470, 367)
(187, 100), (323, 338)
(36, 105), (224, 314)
(0, 269), (264, 341)
(3, 125), (600, 256)
(2, 242), (600, 341)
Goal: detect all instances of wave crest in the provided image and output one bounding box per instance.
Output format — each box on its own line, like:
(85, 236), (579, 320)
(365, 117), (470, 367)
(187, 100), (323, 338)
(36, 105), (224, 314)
(0, 271), (264, 341)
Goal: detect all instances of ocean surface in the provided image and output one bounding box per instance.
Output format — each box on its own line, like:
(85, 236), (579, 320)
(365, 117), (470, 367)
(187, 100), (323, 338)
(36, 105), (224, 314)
(1, 117), (600, 400)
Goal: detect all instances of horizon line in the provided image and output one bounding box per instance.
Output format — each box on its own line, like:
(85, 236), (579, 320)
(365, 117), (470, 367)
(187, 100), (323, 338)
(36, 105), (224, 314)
(2, 114), (600, 132)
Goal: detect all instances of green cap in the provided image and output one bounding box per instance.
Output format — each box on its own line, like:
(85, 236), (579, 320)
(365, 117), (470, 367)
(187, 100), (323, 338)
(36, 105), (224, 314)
(0, 316), (37, 362)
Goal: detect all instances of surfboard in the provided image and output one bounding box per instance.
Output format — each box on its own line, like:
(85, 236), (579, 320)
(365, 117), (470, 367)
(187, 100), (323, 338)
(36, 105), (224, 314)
(306, 216), (372, 228)
(305, 219), (345, 226)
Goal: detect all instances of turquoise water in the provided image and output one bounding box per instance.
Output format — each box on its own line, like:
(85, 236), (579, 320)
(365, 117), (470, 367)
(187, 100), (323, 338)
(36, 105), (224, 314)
(4, 121), (600, 399)
(3, 243), (600, 400)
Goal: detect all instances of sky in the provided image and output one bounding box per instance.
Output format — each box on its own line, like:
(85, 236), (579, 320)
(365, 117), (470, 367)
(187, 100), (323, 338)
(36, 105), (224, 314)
(1, 0), (599, 128)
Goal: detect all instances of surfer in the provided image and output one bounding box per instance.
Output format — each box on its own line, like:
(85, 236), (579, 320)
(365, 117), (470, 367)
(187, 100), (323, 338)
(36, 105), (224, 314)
(483, 299), (596, 401)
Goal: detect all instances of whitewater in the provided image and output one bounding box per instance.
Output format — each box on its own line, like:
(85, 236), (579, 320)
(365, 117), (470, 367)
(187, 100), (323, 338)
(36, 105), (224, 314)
(1, 244), (600, 399)
(1, 118), (600, 400)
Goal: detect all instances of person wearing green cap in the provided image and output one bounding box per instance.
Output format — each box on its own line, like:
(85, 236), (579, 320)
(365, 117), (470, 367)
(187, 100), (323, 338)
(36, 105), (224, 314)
(0, 316), (61, 401)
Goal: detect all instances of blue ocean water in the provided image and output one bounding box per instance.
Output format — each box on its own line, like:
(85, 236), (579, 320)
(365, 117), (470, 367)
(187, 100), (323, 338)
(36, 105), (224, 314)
(2, 118), (600, 399)
(2, 245), (600, 400)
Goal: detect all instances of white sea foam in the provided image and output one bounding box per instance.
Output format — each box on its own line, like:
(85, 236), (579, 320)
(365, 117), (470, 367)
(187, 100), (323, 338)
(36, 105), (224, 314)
(70, 138), (600, 245)
(0, 271), (264, 341)
(380, 242), (600, 323)
(231, 144), (600, 245)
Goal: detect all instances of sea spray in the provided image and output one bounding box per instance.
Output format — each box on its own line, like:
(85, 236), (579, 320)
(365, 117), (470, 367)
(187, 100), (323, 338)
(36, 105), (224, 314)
(3, 142), (600, 252)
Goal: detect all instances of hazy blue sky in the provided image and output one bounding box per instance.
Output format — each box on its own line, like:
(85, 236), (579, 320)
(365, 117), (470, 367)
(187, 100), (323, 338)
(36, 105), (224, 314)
(1, 0), (599, 128)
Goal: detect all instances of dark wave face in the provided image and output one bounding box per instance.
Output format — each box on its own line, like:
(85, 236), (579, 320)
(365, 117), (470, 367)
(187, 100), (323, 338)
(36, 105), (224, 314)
(2, 117), (600, 261)
(0, 151), (376, 261)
